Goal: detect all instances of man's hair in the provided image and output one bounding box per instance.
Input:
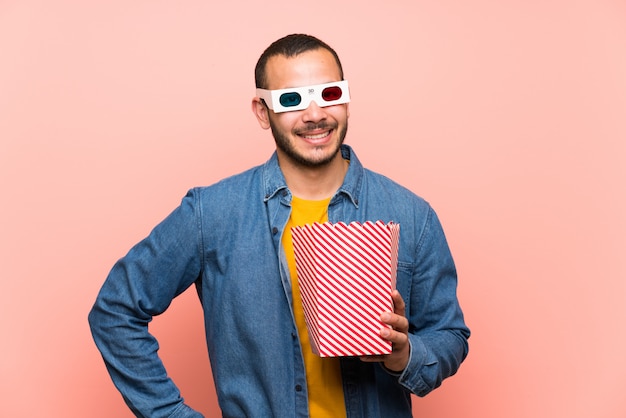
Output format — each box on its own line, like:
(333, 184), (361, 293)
(254, 34), (344, 89)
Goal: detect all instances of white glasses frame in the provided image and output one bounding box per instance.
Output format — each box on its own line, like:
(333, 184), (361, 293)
(256, 80), (350, 113)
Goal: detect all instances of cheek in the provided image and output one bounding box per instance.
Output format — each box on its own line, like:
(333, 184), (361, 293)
(329, 106), (349, 123)
(329, 102), (349, 116)
(269, 114), (297, 136)
(273, 114), (299, 130)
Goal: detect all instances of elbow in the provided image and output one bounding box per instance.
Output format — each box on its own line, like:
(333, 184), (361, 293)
(87, 303), (104, 340)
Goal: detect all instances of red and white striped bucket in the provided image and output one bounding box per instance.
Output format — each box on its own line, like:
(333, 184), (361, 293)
(291, 221), (400, 357)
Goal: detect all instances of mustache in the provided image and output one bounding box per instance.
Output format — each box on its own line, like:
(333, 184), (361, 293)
(294, 122), (337, 135)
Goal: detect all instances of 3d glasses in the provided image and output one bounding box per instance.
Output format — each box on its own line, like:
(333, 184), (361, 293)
(256, 80), (350, 113)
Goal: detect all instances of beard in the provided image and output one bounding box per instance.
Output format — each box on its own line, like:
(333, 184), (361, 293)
(269, 119), (348, 168)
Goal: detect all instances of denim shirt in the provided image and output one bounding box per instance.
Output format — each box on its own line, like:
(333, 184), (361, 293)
(89, 145), (470, 418)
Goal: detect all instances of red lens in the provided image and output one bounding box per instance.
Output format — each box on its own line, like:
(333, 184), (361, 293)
(321, 86), (342, 102)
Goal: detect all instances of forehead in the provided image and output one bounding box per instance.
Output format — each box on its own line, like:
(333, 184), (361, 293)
(264, 48), (342, 90)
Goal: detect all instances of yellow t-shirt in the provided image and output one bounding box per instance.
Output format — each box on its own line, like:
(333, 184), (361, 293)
(282, 196), (347, 418)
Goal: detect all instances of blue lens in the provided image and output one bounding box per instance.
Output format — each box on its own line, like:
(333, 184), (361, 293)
(279, 92), (302, 107)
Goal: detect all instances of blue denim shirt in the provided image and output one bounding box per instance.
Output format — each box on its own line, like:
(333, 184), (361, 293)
(89, 145), (470, 418)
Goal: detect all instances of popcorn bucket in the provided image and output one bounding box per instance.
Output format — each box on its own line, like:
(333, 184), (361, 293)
(291, 221), (400, 357)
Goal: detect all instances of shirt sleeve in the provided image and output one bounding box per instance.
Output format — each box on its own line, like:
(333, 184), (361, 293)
(88, 189), (205, 417)
(395, 206), (470, 396)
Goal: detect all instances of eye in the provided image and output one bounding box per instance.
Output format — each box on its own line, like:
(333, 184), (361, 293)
(321, 86), (342, 101)
(279, 92), (302, 107)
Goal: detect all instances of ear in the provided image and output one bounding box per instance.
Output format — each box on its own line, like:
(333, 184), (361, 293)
(251, 97), (271, 130)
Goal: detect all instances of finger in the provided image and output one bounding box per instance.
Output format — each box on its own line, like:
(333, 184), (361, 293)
(380, 312), (409, 334)
(380, 326), (408, 345)
(391, 289), (406, 317)
(359, 354), (386, 363)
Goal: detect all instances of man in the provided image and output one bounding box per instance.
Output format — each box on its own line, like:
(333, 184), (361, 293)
(89, 33), (470, 418)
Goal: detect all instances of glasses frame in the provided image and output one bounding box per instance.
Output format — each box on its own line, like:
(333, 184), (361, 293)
(256, 80), (350, 113)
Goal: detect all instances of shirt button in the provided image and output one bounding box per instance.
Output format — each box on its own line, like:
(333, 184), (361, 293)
(272, 227), (279, 234)
(295, 384), (303, 392)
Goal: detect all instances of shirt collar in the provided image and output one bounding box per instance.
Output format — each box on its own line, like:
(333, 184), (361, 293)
(262, 144), (362, 208)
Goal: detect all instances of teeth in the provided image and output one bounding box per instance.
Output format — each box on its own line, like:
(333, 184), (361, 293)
(302, 131), (330, 139)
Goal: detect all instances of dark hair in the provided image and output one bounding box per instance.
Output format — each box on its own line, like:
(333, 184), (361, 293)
(254, 34), (344, 89)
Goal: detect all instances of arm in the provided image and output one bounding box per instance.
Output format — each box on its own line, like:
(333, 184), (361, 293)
(88, 189), (205, 417)
(399, 206), (470, 396)
(361, 207), (470, 396)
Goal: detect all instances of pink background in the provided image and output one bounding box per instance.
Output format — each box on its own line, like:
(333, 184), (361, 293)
(1, 1), (625, 417)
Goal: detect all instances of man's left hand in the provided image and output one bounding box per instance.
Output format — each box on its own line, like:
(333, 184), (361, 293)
(360, 289), (410, 373)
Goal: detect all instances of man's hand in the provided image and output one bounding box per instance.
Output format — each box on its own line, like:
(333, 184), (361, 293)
(359, 289), (410, 372)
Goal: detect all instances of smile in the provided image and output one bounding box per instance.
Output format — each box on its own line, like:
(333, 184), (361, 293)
(300, 130), (332, 140)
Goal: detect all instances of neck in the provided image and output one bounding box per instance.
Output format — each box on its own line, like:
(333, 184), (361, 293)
(278, 152), (348, 200)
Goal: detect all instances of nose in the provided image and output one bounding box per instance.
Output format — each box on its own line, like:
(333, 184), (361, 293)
(301, 100), (327, 123)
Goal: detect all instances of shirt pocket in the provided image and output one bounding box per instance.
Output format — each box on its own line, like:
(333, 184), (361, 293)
(394, 261), (415, 318)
